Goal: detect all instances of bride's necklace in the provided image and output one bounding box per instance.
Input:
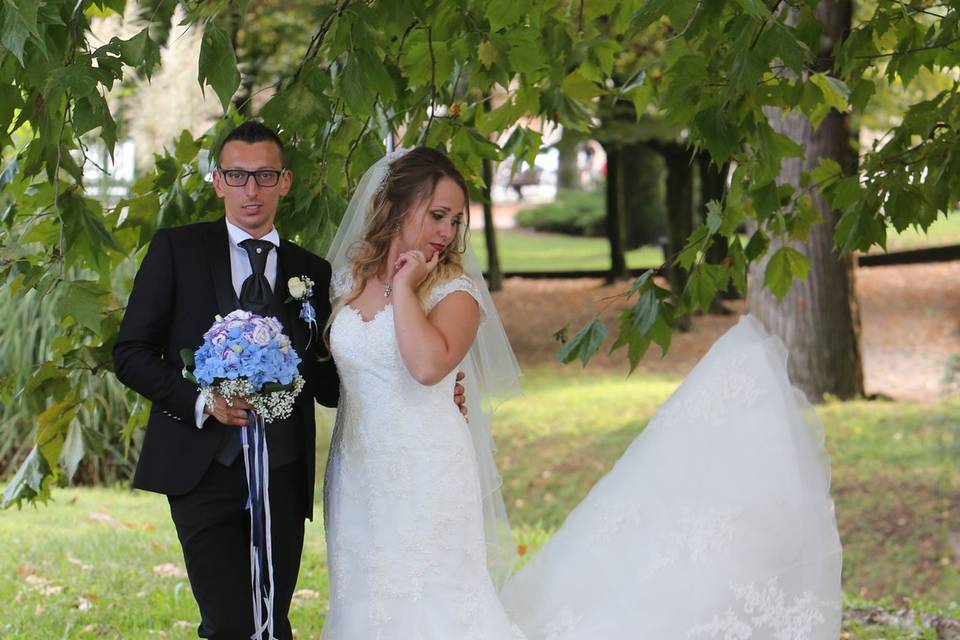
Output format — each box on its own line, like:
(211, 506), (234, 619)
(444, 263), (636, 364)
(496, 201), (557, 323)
(378, 274), (393, 298)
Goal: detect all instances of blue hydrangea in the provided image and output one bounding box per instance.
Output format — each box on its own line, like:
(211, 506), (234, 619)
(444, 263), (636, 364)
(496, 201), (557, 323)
(193, 309), (301, 391)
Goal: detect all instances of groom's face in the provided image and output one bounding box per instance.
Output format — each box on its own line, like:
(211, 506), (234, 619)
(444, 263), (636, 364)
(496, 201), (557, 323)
(213, 140), (292, 238)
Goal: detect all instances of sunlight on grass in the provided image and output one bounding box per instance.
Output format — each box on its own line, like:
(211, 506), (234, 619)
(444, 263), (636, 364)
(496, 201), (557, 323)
(882, 212), (960, 251)
(470, 229), (662, 272)
(469, 212), (960, 270)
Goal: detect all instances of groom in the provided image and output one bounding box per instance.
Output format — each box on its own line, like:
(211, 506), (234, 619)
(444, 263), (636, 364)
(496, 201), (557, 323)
(113, 121), (339, 639)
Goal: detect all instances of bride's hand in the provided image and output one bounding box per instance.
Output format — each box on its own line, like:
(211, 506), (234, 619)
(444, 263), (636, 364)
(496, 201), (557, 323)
(393, 249), (439, 291)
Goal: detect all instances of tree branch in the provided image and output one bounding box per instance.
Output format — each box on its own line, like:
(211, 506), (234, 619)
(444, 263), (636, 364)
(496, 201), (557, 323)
(344, 106), (375, 190)
(290, 0), (352, 86)
(420, 27), (437, 144)
(853, 36), (960, 60)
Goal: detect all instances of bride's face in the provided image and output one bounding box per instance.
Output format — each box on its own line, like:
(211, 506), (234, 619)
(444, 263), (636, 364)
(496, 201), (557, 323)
(397, 177), (466, 260)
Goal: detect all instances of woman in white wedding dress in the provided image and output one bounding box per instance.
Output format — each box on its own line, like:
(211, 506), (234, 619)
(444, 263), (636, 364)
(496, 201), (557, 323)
(320, 147), (842, 640)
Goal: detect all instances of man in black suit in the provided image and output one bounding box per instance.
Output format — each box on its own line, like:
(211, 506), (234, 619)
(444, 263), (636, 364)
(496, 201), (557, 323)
(113, 121), (338, 639)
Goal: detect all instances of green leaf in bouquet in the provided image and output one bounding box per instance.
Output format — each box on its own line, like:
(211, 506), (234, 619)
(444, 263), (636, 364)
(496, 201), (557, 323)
(259, 380), (298, 393)
(179, 348), (196, 368)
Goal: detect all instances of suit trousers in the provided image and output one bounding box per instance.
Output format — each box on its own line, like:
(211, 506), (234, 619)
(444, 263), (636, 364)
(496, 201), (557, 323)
(168, 457), (307, 640)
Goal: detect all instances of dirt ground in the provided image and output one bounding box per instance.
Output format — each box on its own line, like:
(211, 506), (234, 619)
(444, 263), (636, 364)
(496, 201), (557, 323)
(492, 261), (960, 402)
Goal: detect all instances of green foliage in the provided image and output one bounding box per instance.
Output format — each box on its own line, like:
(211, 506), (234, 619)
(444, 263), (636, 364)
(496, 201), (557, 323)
(556, 317), (608, 366)
(0, 284), (142, 508)
(5, 0), (960, 504)
(198, 22), (240, 111)
(514, 189), (606, 237)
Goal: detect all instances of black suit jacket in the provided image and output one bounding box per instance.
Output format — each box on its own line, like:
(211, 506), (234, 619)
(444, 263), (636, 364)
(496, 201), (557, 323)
(113, 218), (338, 518)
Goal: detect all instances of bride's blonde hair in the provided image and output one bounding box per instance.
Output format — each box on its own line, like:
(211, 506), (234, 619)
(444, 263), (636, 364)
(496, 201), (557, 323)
(338, 146), (471, 311)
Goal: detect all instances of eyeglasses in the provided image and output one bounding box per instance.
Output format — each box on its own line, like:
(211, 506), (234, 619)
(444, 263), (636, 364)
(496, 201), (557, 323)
(219, 168), (285, 188)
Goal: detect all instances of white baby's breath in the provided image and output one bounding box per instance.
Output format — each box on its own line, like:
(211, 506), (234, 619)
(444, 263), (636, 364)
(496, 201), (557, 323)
(202, 376), (306, 423)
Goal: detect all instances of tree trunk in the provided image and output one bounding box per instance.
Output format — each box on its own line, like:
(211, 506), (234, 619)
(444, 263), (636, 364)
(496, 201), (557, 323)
(605, 145), (630, 281)
(748, 0), (864, 401)
(657, 141), (695, 330)
(624, 142), (667, 249)
(481, 155), (503, 292)
(556, 128), (581, 191)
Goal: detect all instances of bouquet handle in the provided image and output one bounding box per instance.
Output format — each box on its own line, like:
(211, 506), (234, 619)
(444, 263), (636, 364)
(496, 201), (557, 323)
(242, 410), (276, 640)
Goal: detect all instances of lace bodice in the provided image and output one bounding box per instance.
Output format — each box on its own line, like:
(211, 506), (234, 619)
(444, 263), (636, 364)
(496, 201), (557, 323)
(328, 268), (484, 416)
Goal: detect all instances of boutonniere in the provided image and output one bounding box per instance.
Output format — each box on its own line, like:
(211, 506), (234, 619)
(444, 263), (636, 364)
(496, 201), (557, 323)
(286, 275), (318, 346)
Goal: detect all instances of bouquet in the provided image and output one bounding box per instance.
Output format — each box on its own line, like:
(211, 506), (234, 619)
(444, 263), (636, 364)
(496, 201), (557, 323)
(182, 309), (305, 422)
(181, 308), (305, 639)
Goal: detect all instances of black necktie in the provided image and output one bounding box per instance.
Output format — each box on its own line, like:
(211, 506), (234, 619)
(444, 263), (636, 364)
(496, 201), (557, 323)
(238, 239), (274, 316)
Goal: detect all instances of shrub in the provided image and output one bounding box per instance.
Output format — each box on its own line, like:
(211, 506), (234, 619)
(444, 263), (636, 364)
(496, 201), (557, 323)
(1, 273), (142, 486)
(515, 189), (606, 237)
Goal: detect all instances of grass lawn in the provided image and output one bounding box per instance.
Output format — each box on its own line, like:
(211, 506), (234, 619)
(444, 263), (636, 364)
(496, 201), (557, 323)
(882, 212), (960, 251)
(469, 229), (663, 272)
(3, 368), (959, 638)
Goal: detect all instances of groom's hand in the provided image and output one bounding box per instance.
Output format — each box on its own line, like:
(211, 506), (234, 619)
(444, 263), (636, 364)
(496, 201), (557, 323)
(205, 392), (254, 427)
(454, 371), (467, 417)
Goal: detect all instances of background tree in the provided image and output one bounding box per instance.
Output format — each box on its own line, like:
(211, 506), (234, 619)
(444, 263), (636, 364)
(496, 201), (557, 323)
(748, 0), (865, 401)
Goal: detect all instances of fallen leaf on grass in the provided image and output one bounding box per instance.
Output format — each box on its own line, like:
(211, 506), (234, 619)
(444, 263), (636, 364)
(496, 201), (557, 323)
(24, 574), (62, 595)
(16, 564), (36, 579)
(67, 555), (93, 571)
(34, 603), (43, 616)
(75, 596), (93, 611)
(174, 621), (194, 629)
(291, 588), (320, 605)
(88, 512), (116, 525)
(153, 563), (187, 578)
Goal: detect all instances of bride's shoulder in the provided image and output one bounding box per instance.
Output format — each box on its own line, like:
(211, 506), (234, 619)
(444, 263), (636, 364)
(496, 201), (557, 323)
(330, 266), (353, 299)
(426, 273), (485, 320)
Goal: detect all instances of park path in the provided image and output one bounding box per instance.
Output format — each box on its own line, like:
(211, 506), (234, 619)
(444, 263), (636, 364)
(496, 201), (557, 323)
(493, 261), (960, 402)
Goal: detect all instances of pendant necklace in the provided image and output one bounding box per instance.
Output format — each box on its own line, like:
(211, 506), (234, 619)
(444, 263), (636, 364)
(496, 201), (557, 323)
(381, 274), (393, 298)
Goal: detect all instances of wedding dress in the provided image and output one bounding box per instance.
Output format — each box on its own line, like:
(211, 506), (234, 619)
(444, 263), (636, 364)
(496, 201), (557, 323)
(321, 266), (842, 640)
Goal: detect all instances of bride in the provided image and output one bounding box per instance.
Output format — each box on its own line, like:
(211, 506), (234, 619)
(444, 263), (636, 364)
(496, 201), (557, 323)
(320, 147), (843, 640)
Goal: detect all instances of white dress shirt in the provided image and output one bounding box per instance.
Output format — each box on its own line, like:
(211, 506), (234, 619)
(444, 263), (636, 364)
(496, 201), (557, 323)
(194, 220), (281, 427)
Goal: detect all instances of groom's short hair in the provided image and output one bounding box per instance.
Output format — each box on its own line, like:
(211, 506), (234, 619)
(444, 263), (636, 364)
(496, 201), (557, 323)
(216, 121), (286, 167)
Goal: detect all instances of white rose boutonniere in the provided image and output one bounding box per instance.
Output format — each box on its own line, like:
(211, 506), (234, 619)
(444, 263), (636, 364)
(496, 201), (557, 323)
(288, 276), (309, 300)
(286, 275), (317, 346)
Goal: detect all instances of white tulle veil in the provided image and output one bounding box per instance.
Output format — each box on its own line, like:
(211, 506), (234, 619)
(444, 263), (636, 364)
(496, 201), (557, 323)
(323, 149), (522, 589)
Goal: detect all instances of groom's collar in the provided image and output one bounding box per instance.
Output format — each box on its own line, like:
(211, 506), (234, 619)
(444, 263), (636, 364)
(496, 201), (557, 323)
(224, 218), (280, 249)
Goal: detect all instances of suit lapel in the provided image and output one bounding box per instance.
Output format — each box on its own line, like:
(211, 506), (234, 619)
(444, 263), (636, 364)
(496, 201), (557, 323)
(205, 219), (238, 318)
(277, 240), (308, 356)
